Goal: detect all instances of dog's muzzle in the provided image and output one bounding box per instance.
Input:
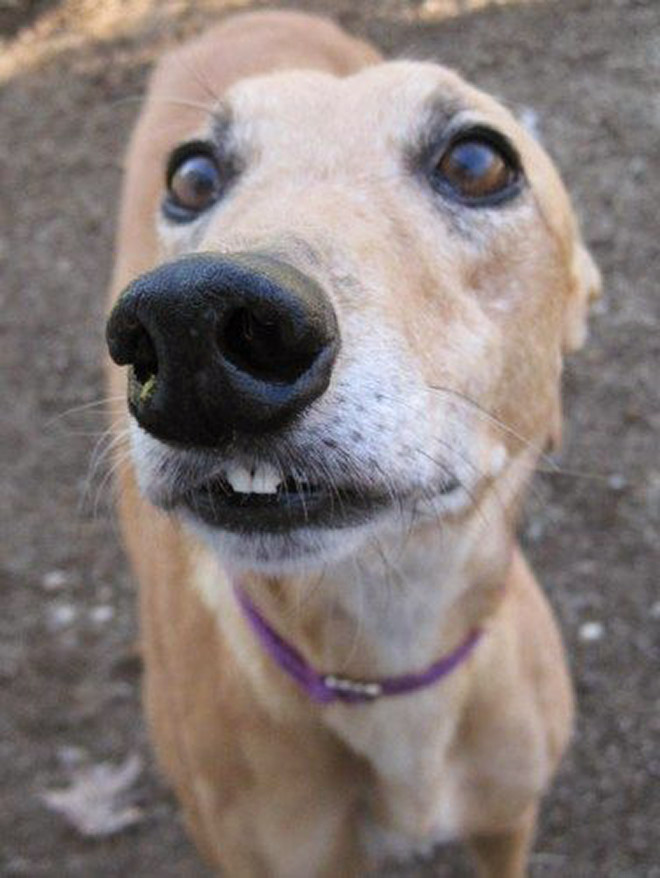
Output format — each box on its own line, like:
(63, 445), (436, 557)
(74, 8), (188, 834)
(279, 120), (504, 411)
(105, 252), (340, 446)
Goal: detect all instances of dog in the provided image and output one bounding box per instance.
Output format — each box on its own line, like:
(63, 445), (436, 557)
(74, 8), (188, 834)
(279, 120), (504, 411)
(105, 10), (600, 876)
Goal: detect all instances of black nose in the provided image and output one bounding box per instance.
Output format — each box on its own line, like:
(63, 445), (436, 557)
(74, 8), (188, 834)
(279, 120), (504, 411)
(106, 253), (339, 445)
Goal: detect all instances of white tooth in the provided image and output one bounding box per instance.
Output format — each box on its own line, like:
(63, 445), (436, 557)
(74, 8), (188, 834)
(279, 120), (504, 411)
(224, 463), (282, 495)
(251, 464), (282, 495)
(225, 464), (253, 494)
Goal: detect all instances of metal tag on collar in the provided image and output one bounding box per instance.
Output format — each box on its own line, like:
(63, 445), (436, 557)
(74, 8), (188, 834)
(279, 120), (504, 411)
(323, 674), (383, 699)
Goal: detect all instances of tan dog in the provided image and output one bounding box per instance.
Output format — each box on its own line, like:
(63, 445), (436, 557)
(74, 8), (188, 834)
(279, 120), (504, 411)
(106, 11), (600, 877)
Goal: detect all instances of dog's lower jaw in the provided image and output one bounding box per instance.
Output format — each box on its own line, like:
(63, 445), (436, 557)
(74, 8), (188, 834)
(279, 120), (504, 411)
(178, 467), (483, 575)
(182, 507), (388, 573)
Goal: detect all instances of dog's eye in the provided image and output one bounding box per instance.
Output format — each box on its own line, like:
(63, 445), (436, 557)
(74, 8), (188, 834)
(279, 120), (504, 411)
(433, 132), (521, 205)
(164, 145), (222, 220)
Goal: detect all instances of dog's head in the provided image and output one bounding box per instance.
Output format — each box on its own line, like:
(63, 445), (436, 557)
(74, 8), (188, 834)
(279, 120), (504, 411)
(107, 57), (600, 571)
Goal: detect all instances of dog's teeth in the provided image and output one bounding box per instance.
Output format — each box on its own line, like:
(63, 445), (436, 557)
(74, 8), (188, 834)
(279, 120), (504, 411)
(251, 464), (282, 494)
(224, 463), (282, 495)
(225, 465), (253, 494)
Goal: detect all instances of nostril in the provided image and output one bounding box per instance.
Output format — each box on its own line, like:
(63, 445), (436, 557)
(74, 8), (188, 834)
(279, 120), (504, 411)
(220, 307), (316, 384)
(132, 328), (159, 386)
(107, 307), (159, 386)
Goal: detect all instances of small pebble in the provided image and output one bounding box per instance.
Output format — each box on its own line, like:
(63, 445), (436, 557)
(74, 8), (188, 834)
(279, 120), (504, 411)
(42, 570), (68, 590)
(579, 621), (604, 642)
(58, 746), (87, 768)
(47, 603), (77, 630)
(650, 601), (660, 620)
(608, 474), (627, 491)
(89, 605), (115, 625)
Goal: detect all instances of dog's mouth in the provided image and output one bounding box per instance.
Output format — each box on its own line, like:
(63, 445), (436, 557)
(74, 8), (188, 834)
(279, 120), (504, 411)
(180, 462), (390, 534)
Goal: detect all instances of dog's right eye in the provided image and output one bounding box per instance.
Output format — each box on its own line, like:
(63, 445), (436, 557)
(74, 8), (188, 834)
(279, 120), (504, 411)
(164, 144), (223, 221)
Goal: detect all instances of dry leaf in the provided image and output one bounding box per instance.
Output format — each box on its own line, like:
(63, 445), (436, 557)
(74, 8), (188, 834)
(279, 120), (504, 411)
(40, 753), (143, 837)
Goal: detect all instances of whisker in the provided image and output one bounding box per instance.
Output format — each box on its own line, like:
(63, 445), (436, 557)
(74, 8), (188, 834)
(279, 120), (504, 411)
(175, 50), (224, 111)
(426, 383), (556, 469)
(84, 422), (126, 488)
(416, 441), (507, 530)
(290, 566), (327, 620)
(90, 444), (133, 520)
(80, 425), (131, 516)
(290, 466), (309, 526)
(109, 93), (221, 118)
(304, 446), (352, 524)
(430, 383), (622, 484)
(533, 464), (618, 484)
(44, 395), (125, 429)
(338, 557), (367, 674)
(370, 536), (408, 612)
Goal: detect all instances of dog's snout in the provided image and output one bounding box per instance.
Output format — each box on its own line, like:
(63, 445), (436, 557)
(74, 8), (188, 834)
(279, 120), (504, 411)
(106, 253), (339, 445)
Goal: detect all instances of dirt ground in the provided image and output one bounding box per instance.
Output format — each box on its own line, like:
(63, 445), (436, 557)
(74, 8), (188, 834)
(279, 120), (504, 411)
(1, 0), (658, 875)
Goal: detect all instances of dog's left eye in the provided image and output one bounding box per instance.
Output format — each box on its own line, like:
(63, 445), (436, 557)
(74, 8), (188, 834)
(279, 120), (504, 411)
(164, 144), (223, 220)
(431, 130), (521, 205)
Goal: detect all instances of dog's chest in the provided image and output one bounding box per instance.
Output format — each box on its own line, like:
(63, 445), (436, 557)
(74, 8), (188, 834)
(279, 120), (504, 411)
(323, 683), (465, 857)
(194, 549), (470, 856)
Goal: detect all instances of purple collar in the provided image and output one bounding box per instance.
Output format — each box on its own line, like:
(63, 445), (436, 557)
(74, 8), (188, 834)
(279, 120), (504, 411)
(234, 587), (483, 705)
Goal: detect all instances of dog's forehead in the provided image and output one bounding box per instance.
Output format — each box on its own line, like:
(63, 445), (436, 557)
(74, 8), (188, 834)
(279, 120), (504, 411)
(225, 61), (525, 149)
(219, 60), (575, 251)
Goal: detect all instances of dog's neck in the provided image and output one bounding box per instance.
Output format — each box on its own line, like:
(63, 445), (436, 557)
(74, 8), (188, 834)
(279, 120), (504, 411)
(265, 526), (506, 675)
(199, 482), (516, 686)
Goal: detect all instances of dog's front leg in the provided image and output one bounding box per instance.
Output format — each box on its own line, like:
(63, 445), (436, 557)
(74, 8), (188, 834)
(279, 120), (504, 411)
(251, 789), (367, 878)
(468, 804), (538, 878)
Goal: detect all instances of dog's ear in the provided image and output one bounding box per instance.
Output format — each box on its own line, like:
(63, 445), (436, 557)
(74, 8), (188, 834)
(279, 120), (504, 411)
(562, 235), (601, 352)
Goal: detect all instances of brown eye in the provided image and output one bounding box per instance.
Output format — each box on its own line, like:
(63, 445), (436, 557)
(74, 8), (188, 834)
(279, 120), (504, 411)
(165, 147), (222, 219)
(434, 134), (520, 204)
